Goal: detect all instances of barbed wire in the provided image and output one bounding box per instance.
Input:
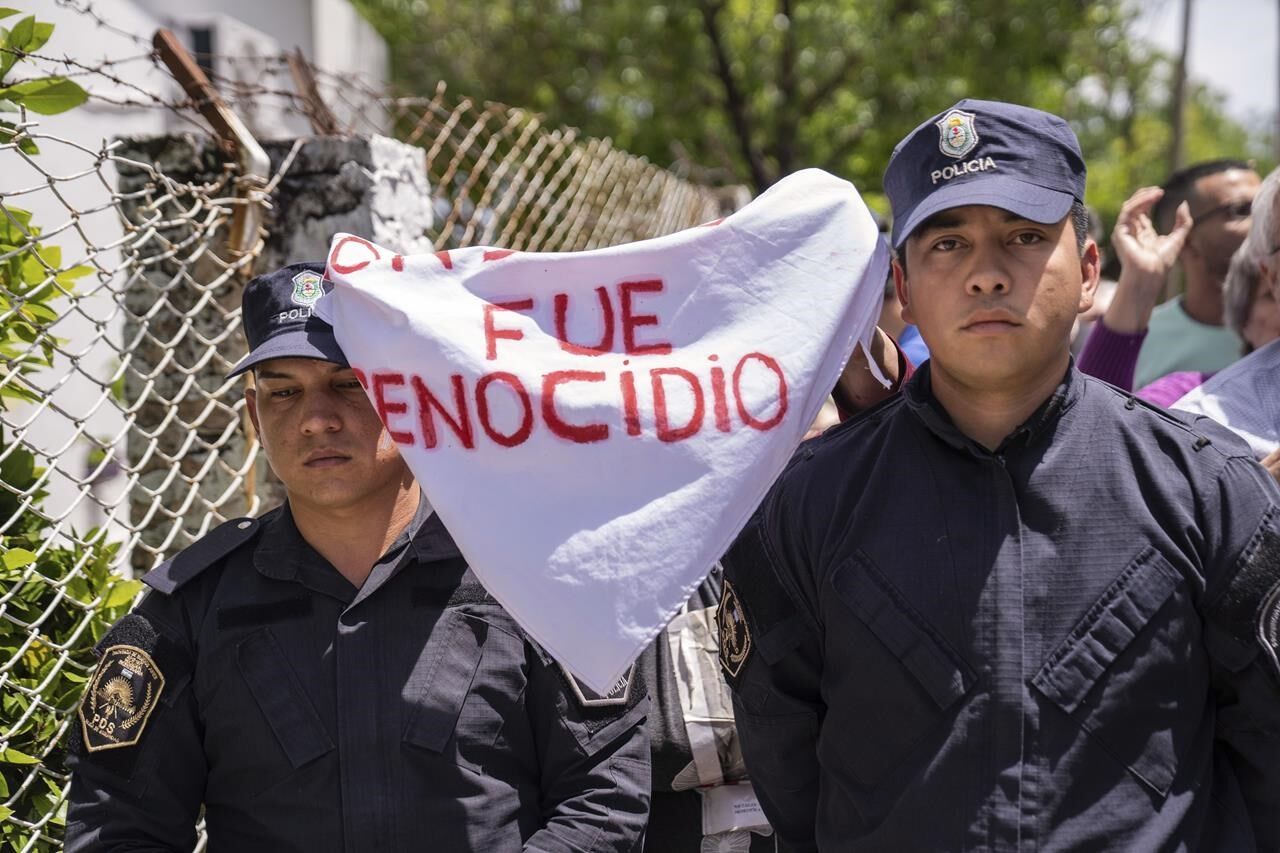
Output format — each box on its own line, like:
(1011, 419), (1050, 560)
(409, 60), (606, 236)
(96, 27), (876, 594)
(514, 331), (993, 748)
(52, 0), (155, 50)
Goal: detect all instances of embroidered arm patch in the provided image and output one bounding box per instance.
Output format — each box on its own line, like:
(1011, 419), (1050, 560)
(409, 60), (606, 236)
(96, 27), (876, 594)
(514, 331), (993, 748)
(79, 643), (165, 752)
(717, 578), (752, 678)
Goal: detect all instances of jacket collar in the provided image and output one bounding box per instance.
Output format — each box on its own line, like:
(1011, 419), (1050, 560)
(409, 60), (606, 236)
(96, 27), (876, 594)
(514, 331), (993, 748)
(252, 491), (455, 602)
(409, 503), (463, 564)
(902, 358), (1082, 457)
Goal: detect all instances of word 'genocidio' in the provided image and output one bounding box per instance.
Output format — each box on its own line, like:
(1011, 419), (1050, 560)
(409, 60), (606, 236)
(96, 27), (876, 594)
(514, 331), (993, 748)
(330, 237), (791, 450)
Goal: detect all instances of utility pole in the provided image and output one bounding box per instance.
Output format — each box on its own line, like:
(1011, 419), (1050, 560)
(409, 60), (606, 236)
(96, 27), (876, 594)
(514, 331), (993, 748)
(1169, 0), (1193, 174)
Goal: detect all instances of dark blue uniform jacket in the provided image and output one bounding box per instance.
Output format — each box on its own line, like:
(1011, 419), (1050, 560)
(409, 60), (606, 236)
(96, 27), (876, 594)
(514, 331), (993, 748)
(65, 499), (651, 852)
(722, 364), (1280, 852)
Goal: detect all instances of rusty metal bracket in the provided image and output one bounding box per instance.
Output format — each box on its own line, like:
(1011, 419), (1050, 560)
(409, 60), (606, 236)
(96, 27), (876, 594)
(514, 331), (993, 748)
(153, 28), (270, 273)
(286, 48), (341, 136)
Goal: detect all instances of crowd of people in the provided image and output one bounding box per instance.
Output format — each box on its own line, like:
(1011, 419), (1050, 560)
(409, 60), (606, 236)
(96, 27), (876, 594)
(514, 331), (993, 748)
(62, 97), (1280, 853)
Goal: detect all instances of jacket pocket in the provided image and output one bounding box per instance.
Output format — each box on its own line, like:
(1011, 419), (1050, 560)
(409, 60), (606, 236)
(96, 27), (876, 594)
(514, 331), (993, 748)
(1030, 546), (1193, 797)
(236, 628), (334, 770)
(733, 707), (820, 794)
(828, 552), (975, 786)
(402, 609), (507, 774)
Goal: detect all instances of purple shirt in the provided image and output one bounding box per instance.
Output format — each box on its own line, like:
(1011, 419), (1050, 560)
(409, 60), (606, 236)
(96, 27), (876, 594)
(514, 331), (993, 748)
(1078, 321), (1214, 405)
(1137, 370), (1213, 407)
(1076, 320), (1144, 391)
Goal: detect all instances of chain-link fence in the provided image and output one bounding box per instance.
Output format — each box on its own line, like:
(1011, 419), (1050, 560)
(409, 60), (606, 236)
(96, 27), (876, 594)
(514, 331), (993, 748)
(0, 3), (732, 847)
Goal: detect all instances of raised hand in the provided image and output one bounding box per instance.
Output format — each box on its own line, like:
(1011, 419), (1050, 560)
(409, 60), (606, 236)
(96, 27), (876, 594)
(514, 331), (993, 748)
(1103, 187), (1194, 333)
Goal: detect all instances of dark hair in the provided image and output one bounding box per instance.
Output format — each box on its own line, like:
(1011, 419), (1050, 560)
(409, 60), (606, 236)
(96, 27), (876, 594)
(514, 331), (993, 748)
(1152, 158), (1254, 233)
(896, 200), (1090, 276)
(1069, 201), (1089, 255)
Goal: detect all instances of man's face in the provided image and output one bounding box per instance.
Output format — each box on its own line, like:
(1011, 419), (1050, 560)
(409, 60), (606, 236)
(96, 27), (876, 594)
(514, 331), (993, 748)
(245, 358), (411, 514)
(1185, 169), (1261, 283)
(895, 205), (1099, 392)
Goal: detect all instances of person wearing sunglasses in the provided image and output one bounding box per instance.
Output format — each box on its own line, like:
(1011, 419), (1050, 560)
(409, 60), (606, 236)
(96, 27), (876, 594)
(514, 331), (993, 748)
(1078, 160), (1260, 391)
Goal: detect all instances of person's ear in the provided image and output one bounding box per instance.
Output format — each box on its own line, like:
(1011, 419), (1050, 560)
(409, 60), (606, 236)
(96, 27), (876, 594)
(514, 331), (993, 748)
(245, 385), (261, 435)
(1077, 239), (1101, 314)
(894, 259), (914, 325)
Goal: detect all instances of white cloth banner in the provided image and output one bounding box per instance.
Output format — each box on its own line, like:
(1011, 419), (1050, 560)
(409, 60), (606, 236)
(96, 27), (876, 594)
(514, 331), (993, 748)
(317, 168), (888, 692)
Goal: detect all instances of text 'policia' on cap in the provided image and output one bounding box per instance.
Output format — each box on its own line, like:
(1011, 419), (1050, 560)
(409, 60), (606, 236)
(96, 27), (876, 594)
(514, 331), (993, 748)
(228, 261), (348, 377)
(884, 98), (1087, 249)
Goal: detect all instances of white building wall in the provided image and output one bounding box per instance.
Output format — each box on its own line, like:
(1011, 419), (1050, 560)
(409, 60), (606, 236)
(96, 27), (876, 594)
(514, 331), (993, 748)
(311, 0), (387, 89)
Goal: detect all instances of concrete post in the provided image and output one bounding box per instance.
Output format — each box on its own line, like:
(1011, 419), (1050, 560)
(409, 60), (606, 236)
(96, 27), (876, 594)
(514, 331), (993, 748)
(114, 133), (431, 569)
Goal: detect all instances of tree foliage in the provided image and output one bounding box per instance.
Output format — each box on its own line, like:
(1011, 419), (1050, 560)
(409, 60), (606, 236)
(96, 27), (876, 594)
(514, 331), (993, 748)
(0, 13), (137, 850)
(1065, 16), (1273, 225)
(354, 0), (1271, 229)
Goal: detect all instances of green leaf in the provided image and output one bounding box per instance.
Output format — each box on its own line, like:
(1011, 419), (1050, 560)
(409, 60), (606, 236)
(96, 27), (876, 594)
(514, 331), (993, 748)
(0, 118), (36, 153)
(0, 446), (34, 485)
(0, 205), (30, 230)
(22, 302), (55, 323)
(0, 77), (88, 115)
(19, 251), (52, 286)
(4, 15), (33, 52)
(1, 547), (35, 570)
(0, 747), (39, 765)
(103, 579), (141, 608)
(0, 15), (32, 79)
(0, 383), (41, 405)
(0, 10), (21, 21)
(7, 320), (36, 342)
(55, 263), (92, 285)
(28, 21), (51, 54)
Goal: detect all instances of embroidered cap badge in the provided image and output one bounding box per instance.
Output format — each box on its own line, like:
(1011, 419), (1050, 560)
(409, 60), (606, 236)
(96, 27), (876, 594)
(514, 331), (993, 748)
(936, 109), (979, 160)
(291, 270), (325, 307)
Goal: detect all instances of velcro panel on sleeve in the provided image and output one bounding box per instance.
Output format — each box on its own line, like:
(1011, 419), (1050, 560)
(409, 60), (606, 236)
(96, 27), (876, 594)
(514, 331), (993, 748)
(1207, 508), (1280, 652)
(720, 522), (810, 674)
(1259, 580), (1280, 681)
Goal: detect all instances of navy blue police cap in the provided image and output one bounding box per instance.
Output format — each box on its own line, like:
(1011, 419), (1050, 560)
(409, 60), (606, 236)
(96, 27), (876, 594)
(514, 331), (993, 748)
(884, 99), (1086, 249)
(227, 261), (348, 377)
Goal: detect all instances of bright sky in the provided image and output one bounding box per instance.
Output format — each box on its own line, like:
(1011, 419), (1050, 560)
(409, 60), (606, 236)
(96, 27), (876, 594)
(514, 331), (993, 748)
(1135, 0), (1277, 126)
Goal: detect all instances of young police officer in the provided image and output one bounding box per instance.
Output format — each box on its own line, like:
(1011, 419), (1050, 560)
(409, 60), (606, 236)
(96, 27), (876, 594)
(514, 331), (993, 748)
(65, 263), (651, 852)
(721, 100), (1280, 850)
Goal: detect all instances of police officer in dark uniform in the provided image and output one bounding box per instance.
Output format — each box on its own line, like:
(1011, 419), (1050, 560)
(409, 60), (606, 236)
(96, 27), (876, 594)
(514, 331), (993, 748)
(64, 263), (651, 852)
(721, 100), (1280, 851)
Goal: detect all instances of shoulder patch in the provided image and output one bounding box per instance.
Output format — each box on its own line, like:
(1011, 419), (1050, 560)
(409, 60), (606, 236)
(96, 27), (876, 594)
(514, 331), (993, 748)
(143, 516), (261, 595)
(559, 662), (634, 709)
(79, 644), (165, 752)
(717, 578), (752, 678)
